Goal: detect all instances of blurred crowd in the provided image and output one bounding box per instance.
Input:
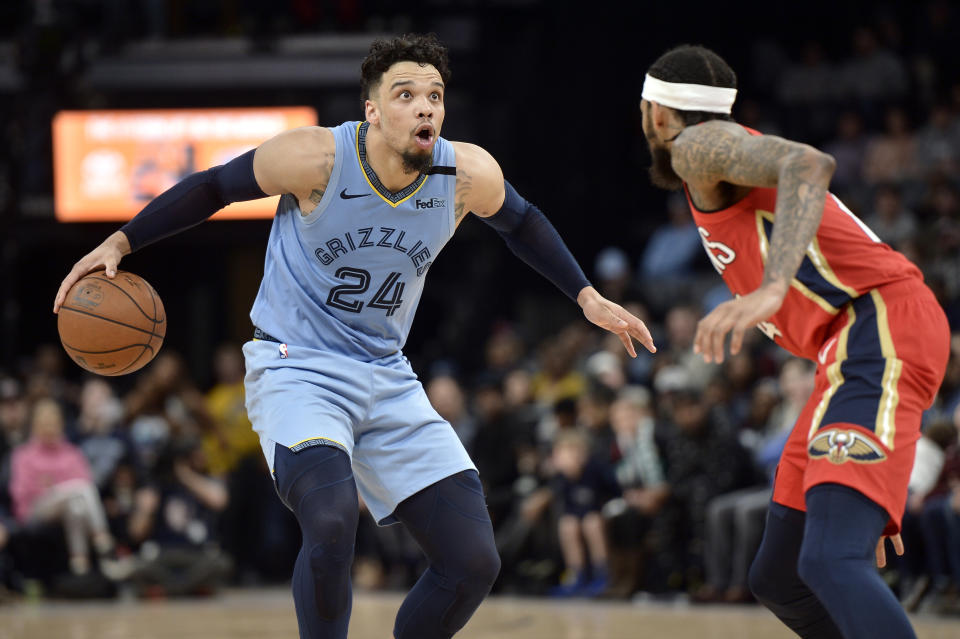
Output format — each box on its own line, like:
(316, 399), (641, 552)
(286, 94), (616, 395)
(1, 0), (960, 620)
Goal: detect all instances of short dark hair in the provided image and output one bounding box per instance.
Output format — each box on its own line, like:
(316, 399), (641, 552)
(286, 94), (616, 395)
(360, 33), (451, 102)
(647, 44), (737, 126)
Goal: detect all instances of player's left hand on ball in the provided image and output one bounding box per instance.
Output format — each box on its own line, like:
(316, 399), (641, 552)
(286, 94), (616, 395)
(875, 533), (904, 568)
(693, 282), (787, 364)
(577, 287), (656, 358)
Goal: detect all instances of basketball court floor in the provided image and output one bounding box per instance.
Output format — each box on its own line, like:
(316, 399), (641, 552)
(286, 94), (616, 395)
(1, 588), (958, 639)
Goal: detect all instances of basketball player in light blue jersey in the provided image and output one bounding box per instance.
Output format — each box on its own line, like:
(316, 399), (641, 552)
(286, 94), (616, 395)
(54, 33), (655, 639)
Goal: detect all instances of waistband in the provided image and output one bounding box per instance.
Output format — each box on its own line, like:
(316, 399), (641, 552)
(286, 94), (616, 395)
(253, 327), (282, 343)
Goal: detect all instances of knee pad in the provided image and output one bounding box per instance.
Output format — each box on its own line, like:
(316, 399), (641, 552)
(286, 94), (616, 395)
(394, 470), (501, 636)
(275, 444), (359, 621)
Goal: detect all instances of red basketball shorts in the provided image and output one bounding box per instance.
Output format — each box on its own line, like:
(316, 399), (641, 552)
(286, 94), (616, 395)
(772, 279), (950, 535)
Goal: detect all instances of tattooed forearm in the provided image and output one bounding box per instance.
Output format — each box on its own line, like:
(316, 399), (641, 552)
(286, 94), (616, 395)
(454, 167), (473, 224)
(762, 151), (836, 288)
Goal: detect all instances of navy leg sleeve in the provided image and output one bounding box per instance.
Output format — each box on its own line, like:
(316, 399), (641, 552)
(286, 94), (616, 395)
(799, 484), (916, 639)
(392, 470), (501, 639)
(274, 444), (359, 639)
(748, 500), (843, 638)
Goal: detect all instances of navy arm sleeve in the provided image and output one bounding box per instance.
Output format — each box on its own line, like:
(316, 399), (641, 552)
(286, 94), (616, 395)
(119, 149), (267, 252)
(479, 180), (591, 301)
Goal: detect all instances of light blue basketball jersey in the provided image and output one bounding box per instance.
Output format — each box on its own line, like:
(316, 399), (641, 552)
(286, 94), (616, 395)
(249, 121), (457, 360)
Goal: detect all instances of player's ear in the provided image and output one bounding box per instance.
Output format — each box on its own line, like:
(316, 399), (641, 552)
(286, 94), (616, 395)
(650, 101), (668, 131)
(365, 99), (379, 125)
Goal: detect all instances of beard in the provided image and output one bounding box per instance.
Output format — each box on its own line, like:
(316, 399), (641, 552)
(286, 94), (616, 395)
(401, 149), (434, 175)
(647, 145), (683, 191)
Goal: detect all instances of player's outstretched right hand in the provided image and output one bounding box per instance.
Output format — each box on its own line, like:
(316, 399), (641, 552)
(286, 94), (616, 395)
(53, 231), (131, 314)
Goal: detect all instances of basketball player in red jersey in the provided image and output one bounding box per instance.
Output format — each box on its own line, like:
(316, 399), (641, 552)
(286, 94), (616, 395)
(640, 45), (949, 639)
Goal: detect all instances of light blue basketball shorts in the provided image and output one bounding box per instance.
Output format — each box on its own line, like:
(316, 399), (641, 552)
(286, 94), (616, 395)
(242, 338), (476, 525)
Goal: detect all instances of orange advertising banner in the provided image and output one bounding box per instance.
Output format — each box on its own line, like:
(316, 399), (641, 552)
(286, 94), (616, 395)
(53, 107), (318, 221)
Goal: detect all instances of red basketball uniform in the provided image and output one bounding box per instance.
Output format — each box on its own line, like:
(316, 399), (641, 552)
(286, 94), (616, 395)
(684, 132), (950, 533)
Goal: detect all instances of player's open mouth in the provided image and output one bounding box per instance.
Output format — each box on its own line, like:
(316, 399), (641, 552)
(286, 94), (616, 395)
(414, 124), (434, 149)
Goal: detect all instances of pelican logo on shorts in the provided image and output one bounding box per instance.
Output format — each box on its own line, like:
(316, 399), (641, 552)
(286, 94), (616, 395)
(808, 429), (886, 464)
(278, 343), (288, 359)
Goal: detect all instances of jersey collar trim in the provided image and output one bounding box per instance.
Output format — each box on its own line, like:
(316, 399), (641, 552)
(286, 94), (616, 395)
(356, 122), (429, 208)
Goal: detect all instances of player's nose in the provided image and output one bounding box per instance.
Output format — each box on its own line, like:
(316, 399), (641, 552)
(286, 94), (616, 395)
(416, 98), (433, 119)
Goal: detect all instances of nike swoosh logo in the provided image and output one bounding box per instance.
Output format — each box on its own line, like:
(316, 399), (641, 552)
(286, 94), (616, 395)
(818, 336), (838, 365)
(340, 189), (371, 200)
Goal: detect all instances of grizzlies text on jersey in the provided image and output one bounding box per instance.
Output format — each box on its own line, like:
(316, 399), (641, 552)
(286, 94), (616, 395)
(250, 121), (457, 360)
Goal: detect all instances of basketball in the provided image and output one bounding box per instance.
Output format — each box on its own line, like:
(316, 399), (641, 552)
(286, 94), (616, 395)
(57, 270), (166, 376)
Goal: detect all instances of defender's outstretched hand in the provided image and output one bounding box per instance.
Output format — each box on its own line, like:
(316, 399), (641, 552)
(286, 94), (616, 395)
(577, 287), (656, 358)
(693, 282), (788, 364)
(53, 231), (131, 313)
(875, 533), (904, 568)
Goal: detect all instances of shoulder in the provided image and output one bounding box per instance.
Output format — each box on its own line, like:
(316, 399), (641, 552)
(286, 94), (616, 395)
(450, 141), (505, 219)
(450, 141), (501, 178)
(254, 126), (337, 197)
(265, 125), (336, 158)
(670, 121), (750, 183)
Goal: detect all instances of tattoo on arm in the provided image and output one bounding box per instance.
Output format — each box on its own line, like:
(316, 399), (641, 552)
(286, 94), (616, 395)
(762, 154), (833, 288)
(454, 167), (473, 224)
(306, 151), (337, 206)
(672, 124), (834, 289)
(672, 124), (785, 187)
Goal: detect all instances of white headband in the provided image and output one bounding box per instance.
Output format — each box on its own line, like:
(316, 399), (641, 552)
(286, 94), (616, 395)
(641, 74), (737, 114)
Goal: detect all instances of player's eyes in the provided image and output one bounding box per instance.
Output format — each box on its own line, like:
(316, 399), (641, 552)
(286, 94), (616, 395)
(400, 91), (411, 99)
(430, 92), (441, 100)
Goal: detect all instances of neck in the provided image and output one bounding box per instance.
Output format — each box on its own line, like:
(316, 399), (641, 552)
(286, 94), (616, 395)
(365, 124), (422, 192)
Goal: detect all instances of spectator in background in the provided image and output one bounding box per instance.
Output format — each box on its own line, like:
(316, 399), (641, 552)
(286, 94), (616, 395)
(531, 336), (587, 407)
(605, 385), (670, 598)
(203, 342), (283, 585)
(661, 305), (715, 392)
(900, 419), (954, 611)
(593, 246), (634, 304)
(841, 26), (908, 123)
(8, 398), (123, 578)
(904, 417), (960, 614)
(0, 377), (28, 463)
(482, 325), (527, 380)
(863, 183), (918, 249)
(129, 438), (231, 598)
(548, 430), (619, 597)
(576, 383), (617, 462)
(0, 504), (13, 599)
(202, 343), (259, 477)
(125, 352), (214, 473)
(654, 366), (755, 592)
(862, 107), (917, 189)
(776, 41), (839, 142)
(75, 378), (133, 491)
(426, 375), (477, 452)
(698, 359), (815, 604)
(639, 193), (704, 313)
(824, 111), (869, 204)
(915, 103), (960, 181)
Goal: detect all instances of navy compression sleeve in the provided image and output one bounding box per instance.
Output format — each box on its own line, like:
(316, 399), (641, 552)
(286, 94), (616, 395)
(480, 180), (591, 301)
(119, 149), (267, 252)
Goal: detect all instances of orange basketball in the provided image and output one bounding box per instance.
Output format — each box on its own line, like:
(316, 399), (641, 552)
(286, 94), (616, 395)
(57, 270), (166, 376)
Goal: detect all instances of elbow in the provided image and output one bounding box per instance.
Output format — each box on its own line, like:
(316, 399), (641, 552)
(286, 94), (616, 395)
(787, 147), (836, 186)
(803, 148), (836, 182)
(816, 150), (837, 180)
